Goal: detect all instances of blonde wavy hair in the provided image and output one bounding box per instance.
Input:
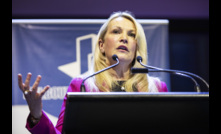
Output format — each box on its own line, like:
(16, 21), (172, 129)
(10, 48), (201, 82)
(84, 11), (159, 92)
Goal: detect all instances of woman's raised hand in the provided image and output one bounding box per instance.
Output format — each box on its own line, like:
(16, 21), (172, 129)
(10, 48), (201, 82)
(18, 73), (50, 119)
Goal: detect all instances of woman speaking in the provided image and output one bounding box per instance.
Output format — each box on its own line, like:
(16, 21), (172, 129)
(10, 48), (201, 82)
(18, 11), (168, 134)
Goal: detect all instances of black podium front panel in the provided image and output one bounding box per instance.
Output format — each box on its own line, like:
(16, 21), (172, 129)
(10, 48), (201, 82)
(62, 92), (209, 134)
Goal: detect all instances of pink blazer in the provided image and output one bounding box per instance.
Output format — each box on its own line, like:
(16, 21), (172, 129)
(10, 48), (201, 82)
(26, 77), (168, 134)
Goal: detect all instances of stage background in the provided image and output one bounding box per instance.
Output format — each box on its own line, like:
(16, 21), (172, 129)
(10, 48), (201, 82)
(12, 0), (209, 92)
(12, 19), (169, 134)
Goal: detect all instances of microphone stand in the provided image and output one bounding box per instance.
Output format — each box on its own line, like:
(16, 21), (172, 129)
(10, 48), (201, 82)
(135, 56), (209, 92)
(80, 55), (119, 92)
(131, 68), (201, 92)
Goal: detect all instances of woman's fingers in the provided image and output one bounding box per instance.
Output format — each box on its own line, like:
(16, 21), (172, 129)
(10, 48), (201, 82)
(18, 73), (49, 97)
(32, 75), (42, 93)
(24, 72), (32, 90)
(40, 85), (50, 97)
(18, 73), (24, 91)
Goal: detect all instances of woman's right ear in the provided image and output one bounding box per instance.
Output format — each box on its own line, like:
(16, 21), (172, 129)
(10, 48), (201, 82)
(99, 39), (105, 54)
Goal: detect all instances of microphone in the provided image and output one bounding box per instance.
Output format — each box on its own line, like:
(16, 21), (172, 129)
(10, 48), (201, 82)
(135, 56), (209, 92)
(80, 54), (119, 92)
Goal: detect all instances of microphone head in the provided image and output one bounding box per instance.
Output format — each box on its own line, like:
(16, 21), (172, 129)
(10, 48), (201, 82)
(136, 56), (142, 62)
(112, 54), (118, 61)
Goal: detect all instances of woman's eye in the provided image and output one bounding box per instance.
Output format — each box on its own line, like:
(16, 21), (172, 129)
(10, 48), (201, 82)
(112, 29), (120, 34)
(129, 33), (136, 38)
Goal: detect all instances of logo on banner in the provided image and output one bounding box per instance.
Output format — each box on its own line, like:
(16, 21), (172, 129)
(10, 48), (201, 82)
(21, 34), (97, 101)
(58, 34), (97, 78)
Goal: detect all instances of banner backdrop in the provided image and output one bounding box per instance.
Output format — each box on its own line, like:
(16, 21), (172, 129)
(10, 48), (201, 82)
(12, 19), (169, 134)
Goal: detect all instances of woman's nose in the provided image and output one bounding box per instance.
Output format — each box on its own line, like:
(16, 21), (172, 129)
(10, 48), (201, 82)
(120, 32), (128, 44)
(120, 39), (128, 44)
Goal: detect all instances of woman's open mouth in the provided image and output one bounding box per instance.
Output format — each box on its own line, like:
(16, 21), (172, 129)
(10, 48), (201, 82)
(117, 45), (129, 52)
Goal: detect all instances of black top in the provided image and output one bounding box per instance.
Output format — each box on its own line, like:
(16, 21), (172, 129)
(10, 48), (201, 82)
(111, 81), (138, 92)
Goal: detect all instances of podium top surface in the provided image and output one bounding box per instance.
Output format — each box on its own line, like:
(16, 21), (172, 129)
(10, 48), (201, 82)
(66, 92), (209, 98)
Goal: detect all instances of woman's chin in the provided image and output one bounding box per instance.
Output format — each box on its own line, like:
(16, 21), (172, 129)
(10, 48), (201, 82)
(117, 54), (133, 63)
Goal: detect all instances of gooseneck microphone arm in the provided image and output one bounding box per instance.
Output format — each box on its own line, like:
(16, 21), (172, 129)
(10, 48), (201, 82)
(174, 72), (201, 92)
(131, 68), (201, 92)
(151, 69), (201, 92)
(136, 56), (209, 92)
(80, 54), (119, 92)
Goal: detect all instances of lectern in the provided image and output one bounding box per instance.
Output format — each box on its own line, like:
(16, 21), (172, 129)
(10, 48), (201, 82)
(62, 92), (209, 134)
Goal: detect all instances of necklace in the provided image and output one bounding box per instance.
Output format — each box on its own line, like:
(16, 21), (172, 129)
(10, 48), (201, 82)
(121, 86), (125, 91)
(112, 81), (138, 92)
(112, 81), (126, 92)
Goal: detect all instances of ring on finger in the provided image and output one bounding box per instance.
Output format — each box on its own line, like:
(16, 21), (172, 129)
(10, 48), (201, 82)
(24, 90), (30, 95)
